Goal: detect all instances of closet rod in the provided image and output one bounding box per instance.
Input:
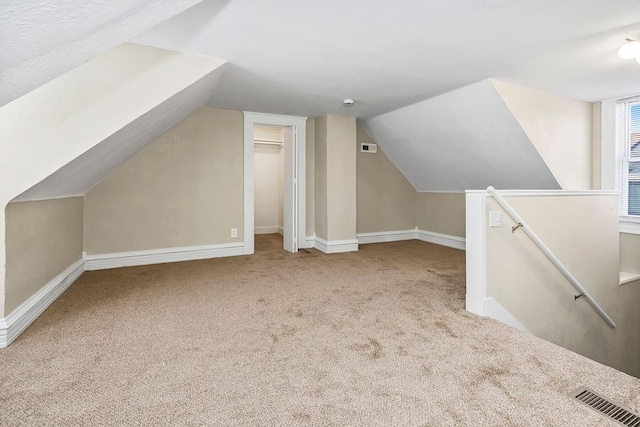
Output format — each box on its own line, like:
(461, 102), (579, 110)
(254, 140), (283, 147)
(254, 138), (283, 143)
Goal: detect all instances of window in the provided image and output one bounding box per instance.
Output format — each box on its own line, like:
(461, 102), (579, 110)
(618, 100), (640, 218)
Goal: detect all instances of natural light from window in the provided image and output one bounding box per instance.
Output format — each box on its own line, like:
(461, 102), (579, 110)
(621, 101), (640, 217)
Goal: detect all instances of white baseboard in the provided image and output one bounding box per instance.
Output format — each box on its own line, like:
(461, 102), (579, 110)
(416, 229), (466, 251)
(0, 258), (85, 348)
(302, 235), (316, 249)
(85, 242), (245, 271)
(356, 228), (466, 251)
(465, 294), (528, 333)
(254, 226), (279, 235)
(314, 237), (359, 254)
(254, 226), (284, 235)
(357, 229), (416, 244)
(465, 294), (485, 316)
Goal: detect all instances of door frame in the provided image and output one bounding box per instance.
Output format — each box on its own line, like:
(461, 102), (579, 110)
(243, 111), (307, 254)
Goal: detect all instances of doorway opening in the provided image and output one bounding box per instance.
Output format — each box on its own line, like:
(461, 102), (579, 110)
(253, 124), (286, 252)
(243, 112), (307, 255)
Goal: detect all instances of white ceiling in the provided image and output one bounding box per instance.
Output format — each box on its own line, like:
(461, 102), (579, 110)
(361, 80), (560, 192)
(132, 0), (640, 118)
(0, 0), (207, 106)
(4, 0), (638, 199)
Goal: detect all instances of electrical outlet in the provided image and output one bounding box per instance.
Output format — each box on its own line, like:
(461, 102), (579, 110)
(231, 228), (238, 238)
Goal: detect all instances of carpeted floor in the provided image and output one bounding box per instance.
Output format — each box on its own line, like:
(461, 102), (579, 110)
(1, 234), (639, 426)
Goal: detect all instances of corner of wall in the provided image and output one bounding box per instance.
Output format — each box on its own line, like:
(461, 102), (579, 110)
(415, 192), (466, 238)
(592, 101), (602, 190)
(306, 117), (316, 238)
(355, 126), (418, 234)
(0, 200), (6, 319)
(2, 197), (84, 324)
(314, 115), (328, 240)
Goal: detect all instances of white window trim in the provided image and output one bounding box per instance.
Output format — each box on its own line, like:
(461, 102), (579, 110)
(601, 99), (640, 235)
(620, 216), (640, 234)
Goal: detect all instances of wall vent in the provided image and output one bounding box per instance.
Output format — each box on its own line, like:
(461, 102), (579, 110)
(570, 387), (640, 426)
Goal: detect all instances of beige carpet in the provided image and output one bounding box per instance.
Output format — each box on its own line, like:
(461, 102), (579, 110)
(1, 235), (639, 426)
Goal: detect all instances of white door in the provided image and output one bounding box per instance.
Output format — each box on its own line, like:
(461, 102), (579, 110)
(283, 126), (297, 253)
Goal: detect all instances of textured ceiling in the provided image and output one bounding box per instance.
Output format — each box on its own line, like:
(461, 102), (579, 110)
(0, 0), (208, 106)
(134, 0), (640, 118)
(360, 80), (560, 192)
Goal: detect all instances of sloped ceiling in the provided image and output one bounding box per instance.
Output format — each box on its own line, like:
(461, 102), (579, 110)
(0, 43), (227, 205)
(0, 0), (212, 106)
(13, 70), (224, 202)
(491, 79), (593, 191)
(133, 0), (640, 118)
(360, 79), (560, 192)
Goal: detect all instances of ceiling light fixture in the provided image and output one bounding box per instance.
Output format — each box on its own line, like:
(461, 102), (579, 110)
(618, 38), (640, 60)
(342, 98), (355, 107)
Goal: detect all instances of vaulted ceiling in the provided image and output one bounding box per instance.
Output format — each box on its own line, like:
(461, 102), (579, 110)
(361, 80), (560, 192)
(5, 0), (640, 116)
(3, 0), (639, 200)
(132, 0), (640, 118)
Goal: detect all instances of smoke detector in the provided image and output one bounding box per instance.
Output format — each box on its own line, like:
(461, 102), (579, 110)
(342, 98), (355, 107)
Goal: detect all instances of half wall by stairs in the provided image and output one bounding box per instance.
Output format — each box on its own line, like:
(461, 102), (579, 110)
(466, 189), (640, 378)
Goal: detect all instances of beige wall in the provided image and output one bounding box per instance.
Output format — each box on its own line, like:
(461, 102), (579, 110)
(306, 118), (315, 237)
(254, 125), (283, 142)
(326, 115), (357, 241)
(84, 108), (244, 254)
(4, 197), (83, 316)
(0, 45), (226, 315)
(356, 127), (416, 233)
(621, 233), (640, 275)
(314, 114), (357, 241)
(485, 194), (640, 377)
(416, 193), (465, 237)
(254, 125), (284, 233)
(492, 79), (593, 190)
(314, 115), (328, 240)
(254, 145), (283, 232)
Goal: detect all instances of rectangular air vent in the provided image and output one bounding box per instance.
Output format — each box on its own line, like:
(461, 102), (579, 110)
(570, 387), (640, 426)
(360, 143), (377, 153)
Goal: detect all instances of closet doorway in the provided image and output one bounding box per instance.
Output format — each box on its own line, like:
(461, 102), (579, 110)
(253, 125), (288, 251)
(243, 112), (307, 255)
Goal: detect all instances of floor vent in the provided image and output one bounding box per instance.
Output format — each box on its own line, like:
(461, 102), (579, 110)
(570, 387), (640, 426)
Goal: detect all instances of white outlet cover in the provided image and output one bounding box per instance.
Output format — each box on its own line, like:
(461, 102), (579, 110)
(489, 211), (501, 227)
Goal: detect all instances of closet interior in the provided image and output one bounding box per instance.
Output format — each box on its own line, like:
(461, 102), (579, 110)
(253, 125), (285, 247)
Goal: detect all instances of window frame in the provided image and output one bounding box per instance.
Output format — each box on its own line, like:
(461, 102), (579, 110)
(612, 97), (640, 234)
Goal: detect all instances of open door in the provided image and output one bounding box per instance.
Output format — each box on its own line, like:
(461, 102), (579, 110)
(244, 112), (306, 255)
(283, 126), (297, 253)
